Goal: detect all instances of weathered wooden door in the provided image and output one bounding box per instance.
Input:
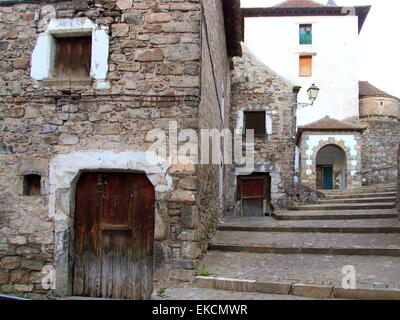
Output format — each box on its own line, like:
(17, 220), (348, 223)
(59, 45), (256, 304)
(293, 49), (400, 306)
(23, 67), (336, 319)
(73, 172), (155, 300)
(323, 166), (334, 190)
(237, 174), (272, 217)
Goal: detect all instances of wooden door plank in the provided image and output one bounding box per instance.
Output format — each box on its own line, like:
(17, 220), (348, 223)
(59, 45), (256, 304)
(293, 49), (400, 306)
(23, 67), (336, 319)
(73, 173), (99, 296)
(112, 231), (129, 299)
(101, 230), (114, 298)
(134, 175), (155, 299)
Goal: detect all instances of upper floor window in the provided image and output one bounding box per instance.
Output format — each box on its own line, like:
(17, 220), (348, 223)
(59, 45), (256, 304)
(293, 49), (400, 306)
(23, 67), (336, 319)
(30, 18), (109, 89)
(244, 111), (266, 135)
(54, 36), (92, 80)
(300, 24), (312, 45)
(299, 56), (312, 77)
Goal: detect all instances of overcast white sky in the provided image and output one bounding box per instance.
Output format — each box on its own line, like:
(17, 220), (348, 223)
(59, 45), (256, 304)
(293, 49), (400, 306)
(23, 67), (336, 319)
(241, 0), (400, 98)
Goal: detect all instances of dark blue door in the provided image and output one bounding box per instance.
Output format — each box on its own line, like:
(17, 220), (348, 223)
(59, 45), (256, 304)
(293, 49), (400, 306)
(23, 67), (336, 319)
(323, 167), (333, 190)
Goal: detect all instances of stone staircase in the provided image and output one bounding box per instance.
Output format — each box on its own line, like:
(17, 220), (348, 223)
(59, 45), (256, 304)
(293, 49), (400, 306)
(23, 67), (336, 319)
(192, 182), (400, 300)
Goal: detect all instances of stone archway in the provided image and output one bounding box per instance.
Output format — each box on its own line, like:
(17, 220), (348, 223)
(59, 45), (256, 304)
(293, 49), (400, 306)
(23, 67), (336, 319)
(48, 151), (173, 297)
(315, 144), (347, 190)
(300, 134), (362, 190)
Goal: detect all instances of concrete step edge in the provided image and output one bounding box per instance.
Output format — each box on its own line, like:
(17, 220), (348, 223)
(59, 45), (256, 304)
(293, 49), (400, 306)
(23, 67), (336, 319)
(272, 212), (398, 221)
(290, 204), (396, 211)
(217, 225), (400, 234)
(318, 197), (396, 204)
(324, 193), (397, 200)
(194, 276), (400, 300)
(323, 188), (397, 196)
(208, 244), (400, 257)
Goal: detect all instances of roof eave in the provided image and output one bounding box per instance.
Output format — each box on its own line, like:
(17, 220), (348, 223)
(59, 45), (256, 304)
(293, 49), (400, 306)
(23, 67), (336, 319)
(296, 127), (365, 145)
(242, 5), (371, 34)
(222, 0), (243, 58)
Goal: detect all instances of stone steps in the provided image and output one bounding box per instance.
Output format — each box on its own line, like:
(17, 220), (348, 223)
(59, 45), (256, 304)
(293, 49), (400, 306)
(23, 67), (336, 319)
(197, 251), (400, 299)
(324, 192), (397, 200)
(217, 217), (400, 233)
(290, 202), (396, 211)
(195, 276), (400, 300)
(152, 287), (313, 300)
(273, 209), (398, 221)
(323, 187), (396, 196)
(209, 230), (400, 257)
(197, 183), (400, 300)
(318, 196), (396, 205)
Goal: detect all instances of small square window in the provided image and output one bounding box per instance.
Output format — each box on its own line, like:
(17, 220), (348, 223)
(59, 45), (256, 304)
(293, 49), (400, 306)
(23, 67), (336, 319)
(299, 56), (312, 77)
(300, 24), (312, 45)
(54, 36), (92, 80)
(244, 111), (266, 135)
(23, 174), (41, 196)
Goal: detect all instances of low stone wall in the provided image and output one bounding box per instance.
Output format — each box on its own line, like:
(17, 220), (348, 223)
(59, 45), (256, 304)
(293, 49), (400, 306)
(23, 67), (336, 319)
(287, 183), (325, 207)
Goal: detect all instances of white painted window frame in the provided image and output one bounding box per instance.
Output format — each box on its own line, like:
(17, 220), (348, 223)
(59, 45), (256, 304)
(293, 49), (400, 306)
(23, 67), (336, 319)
(30, 18), (110, 89)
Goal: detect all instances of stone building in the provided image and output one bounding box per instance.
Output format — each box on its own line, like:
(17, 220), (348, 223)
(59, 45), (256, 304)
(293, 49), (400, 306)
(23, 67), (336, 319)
(296, 116), (365, 190)
(0, 0), (242, 299)
(242, 0), (399, 191)
(359, 81), (400, 184)
(228, 44), (298, 215)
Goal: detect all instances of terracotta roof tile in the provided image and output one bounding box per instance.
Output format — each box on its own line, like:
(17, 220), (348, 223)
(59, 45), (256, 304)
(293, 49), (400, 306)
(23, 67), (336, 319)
(296, 116), (365, 144)
(359, 81), (400, 102)
(298, 116), (365, 131)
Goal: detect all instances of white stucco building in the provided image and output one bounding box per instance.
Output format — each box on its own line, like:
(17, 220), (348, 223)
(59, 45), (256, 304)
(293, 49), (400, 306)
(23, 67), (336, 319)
(242, 0), (376, 190)
(243, 0), (370, 126)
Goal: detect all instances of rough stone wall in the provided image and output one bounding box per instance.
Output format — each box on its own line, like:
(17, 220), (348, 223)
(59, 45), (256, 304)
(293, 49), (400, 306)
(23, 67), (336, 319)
(299, 131), (363, 190)
(228, 45), (297, 211)
(0, 0), (229, 297)
(196, 0), (230, 257)
(287, 183), (324, 207)
(360, 118), (400, 185)
(398, 143), (400, 218)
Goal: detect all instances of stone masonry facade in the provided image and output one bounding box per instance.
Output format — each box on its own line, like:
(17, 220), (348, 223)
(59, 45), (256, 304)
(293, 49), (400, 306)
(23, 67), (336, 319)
(0, 0), (239, 298)
(298, 132), (363, 190)
(360, 96), (400, 185)
(228, 45), (298, 212)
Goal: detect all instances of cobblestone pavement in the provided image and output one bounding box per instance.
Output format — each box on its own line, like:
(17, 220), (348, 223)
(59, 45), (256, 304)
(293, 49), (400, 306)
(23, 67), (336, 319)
(152, 288), (313, 300)
(203, 251), (400, 289)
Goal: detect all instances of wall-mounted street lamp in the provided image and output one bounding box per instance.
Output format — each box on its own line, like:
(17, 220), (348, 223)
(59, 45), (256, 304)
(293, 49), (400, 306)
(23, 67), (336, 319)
(297, 84), (320, 108)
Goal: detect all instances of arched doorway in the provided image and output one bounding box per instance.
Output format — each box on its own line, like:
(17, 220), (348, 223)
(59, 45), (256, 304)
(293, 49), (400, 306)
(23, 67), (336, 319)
(72, 172), (155, 299)
(315, 145), (347, 190)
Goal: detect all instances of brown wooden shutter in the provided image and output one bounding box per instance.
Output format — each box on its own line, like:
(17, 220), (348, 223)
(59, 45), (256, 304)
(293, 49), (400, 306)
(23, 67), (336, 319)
(299, 56), (312, 77)
(54, 36), (92, 79)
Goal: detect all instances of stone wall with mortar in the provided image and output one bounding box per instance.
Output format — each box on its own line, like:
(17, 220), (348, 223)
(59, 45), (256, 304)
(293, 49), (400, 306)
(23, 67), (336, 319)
(0, 0), (231, 297)
(359, 97), (400, 185)
(298, 132), (363, 190)
(195, 0), (230, 266)
(398, 143), (400, 218)
(228, 45), (298, 212)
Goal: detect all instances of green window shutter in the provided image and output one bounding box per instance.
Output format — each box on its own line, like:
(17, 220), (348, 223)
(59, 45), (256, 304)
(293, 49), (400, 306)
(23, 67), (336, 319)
(300, 25), (312, 45)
